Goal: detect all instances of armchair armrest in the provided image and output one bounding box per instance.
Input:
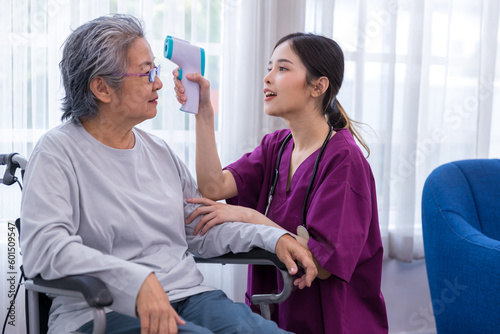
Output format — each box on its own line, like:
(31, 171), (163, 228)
(194, 248), (292, 320)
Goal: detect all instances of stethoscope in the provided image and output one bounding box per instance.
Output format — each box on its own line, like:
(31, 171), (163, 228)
(264, 126), (334, 240)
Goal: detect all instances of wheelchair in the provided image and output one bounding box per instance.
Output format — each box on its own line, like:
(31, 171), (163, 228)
(1, 153), (292, 334)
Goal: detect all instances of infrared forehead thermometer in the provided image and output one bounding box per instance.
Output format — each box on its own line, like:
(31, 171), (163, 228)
(164, 36), (205, 114)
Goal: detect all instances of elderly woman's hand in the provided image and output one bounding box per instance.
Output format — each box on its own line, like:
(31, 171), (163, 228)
(172, 69), (213, 119)
(136, 273), (185, 334)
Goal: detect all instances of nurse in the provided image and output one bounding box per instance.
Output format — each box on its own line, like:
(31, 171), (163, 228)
(176, 32), (388, 333)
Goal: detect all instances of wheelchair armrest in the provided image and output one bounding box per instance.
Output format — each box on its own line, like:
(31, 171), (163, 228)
(25, 275), (113, 308)
(194, 248), (293, 320)
(194, 248), (288, 271)
(24, 275), (112, 334)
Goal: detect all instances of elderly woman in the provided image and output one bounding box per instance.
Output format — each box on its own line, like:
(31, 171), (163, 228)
(20, 14), (316, 334)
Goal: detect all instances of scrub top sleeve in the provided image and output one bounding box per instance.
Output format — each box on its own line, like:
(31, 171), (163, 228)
(224, 138), (269, 208)
(306, 180), (373, 282)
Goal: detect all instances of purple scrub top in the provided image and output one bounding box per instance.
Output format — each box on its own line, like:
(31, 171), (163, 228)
(225, 128), (388, 334)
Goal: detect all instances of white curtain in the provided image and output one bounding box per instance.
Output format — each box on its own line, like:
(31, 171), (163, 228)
(302, 0), (500, 261)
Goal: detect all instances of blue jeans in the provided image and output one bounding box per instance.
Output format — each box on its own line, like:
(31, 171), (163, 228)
(77, 290), (290, 333)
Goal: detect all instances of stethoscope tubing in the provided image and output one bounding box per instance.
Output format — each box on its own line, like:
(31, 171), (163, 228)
(264, 126), (334, 228)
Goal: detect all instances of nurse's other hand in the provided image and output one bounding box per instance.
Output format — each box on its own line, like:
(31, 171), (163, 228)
(275, 234), (318, 289)
(185, 197), (253, 235)
(172, 69), (212, 116)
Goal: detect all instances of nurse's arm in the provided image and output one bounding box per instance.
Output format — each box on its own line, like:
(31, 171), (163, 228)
(184, 197), (333, 279)
(185, 197), (284, 235)
(173, 70), (237, 201)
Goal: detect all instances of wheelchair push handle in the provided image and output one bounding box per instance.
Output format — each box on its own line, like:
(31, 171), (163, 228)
(0, 154), (12, 165)
(0, 153), (28, 185)
(0, 153), (28, 169)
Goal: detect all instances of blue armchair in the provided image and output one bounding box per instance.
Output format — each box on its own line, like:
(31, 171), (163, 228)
(422, 159), (500, 333)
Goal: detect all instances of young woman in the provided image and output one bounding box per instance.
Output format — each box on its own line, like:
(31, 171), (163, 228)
(175, 32), (388, 333)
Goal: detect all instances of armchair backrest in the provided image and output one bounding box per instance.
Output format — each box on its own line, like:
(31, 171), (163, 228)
(423, 159), (500, 241)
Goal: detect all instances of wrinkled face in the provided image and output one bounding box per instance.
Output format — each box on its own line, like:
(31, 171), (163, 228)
(111, 37), (163, 126)
(263, 41), (315, 118)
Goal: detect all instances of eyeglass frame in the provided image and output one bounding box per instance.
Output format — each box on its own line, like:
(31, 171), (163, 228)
(109, 65), (161, 83)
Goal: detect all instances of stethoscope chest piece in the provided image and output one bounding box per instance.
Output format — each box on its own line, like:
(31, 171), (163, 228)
(296, 225), (310, 241)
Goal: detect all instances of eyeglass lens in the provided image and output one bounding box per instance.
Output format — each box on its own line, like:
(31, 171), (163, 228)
(149, 66), (160, 82)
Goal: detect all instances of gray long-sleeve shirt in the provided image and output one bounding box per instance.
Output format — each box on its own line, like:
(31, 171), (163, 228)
(20, 121), (287, 333)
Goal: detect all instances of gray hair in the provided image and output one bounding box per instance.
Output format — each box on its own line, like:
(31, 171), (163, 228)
(59, 14), (145, 122)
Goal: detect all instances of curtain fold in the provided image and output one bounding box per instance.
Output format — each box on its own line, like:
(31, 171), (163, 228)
(476, 0), (499, 158)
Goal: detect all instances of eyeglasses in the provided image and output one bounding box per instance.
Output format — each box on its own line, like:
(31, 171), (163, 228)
(110, 65), (161, 83)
